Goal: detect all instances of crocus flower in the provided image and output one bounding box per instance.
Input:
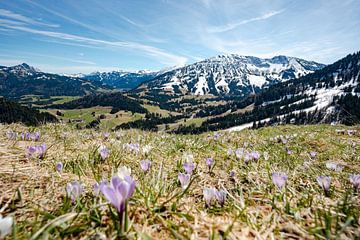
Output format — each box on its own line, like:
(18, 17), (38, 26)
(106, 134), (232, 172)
(101, 175), (136, 214)
(310, 151), (317, 158)
(140, 159), (152, 173)
(235, 148), (244, 159)
(347, 129), (357, 136)
(56, 162), (63, 172)
(349, 174), (360, 191)
(103, 132), (110, 140)
(35, 144), (47, 159)
(229, 170), (236, 178)
(178, 173), (190, 190)
(93, 180), (107, 196)
(227, 148), (234, 156)
(26, 146), (37, 159)
(0, 215), (13, 239)
(215, 189), (227, 206)
(317, 176), (331, 194)
(123, 143), (140, 154)
(287, 149), (293, 155)
(6, 130), (17, 140)
(142, 145), (152, 155)
(98, 145), (110, 160)
(32, 132), (41, 141)
(325, 162), (343, 172)
(183, 162), (195, 174)
(203, 187), (217, 207)
(205, 157), (214, 170)
(66, 181), (83, 203)
(251, 151), (260, 160)
(183, 153), (194, 162)
(272, 172), (287, 189)
(116, 166), (132, 179)
(263, 152), (269, 161)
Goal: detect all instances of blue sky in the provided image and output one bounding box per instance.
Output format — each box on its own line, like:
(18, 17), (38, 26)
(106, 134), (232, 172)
(0, 0), (359, 74)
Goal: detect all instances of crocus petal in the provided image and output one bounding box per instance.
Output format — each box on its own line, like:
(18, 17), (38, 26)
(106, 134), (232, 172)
(102, 186), (121, 212)
(0, 215), (13, 239)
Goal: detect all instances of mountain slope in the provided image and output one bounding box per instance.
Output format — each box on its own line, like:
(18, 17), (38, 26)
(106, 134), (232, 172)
(0, 97), (57, 125)
(140, 55), (325, 96)
(173, 51), (360, 133)
(0, 63), (107, 98)
(83, 70), (158, 90)
(50, 92), (148, 114)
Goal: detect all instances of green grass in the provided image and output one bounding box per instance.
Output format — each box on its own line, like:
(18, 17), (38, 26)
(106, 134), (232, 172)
(1, 124), (360, 239)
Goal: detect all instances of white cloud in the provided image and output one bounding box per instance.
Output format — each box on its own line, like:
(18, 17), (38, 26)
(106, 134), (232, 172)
(0, 24), (187, 66)
(207, 9), (285, 33)
(0, 9), (59, 27)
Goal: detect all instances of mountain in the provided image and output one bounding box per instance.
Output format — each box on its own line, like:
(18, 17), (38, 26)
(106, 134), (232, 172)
(140, 55), (325, 96)
(173, 51), (360, 133)
(83, 70), (158, 90)
(0, 97), (57, 126)
(0, 63), (107, 98)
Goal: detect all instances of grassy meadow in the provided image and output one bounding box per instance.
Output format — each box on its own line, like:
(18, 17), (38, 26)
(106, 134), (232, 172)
(0, 123), (360, 239)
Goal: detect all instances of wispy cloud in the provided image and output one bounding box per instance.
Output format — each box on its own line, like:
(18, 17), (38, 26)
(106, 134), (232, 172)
(207, 9), (285, 33)
(0, 23), (187, 66)
(0, 9), (59, 27)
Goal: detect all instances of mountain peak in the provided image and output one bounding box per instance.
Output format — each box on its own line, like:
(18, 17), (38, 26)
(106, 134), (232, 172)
(12, 63), (39, 73)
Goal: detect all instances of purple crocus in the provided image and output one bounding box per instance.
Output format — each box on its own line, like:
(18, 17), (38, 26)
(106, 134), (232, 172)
(310, 151), (317, 158)
(235, 148), (244, 159)
(123, 143), (140, 154)
(103, 132), (110, 140)
(101, 175), (136, 216)
(215, 189), (227, 206)
(183, 162), (195, 174)
(205, 157), (214, 170)
(36, 144), (47, 159)
(26, 146), (37, 159)
(317, 176), (331, 194)
(178, 173), (190, 190)
(140, 159), (152, 173)
(229, 170), (236, 178)
(56, 162), (63, 172)
(251, 151), (260, 160)
(32, 132), (41, 141)
(287, 149), (294, 155)
(99, 146), (110, 160)
(203, 187), (216, 207)
(93, 180), (107, 196)
(26, 144), (46, 159)
(349, 174), (360, 191)
(6, 130), (17, 140)
(66, 181), (83, 203)
(272, 172), (288, 189)
(227, 148), (234, 156)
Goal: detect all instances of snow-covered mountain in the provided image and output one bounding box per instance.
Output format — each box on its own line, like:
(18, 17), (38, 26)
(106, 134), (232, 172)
(83, 70), (158, 90)
(142, 55), (325, 96)
(182, 51), (360, 133)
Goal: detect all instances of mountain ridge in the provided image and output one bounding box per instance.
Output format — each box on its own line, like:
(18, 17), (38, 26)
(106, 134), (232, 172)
(139, 54), (325, 96)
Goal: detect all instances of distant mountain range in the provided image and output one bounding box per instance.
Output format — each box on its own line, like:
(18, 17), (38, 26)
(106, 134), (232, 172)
(140, 55), (325, 96)
(0, 63), (107, 98)
(82, 70), (158, 90)
(0, 55), (325, 99)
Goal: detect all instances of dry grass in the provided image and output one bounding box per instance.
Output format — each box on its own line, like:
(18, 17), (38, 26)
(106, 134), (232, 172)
(1, 123), (360, 239)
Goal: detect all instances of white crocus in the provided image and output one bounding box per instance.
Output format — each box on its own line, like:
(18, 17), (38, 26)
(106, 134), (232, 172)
(116, 166), (132, 179)
(0, 215), (13, 239)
